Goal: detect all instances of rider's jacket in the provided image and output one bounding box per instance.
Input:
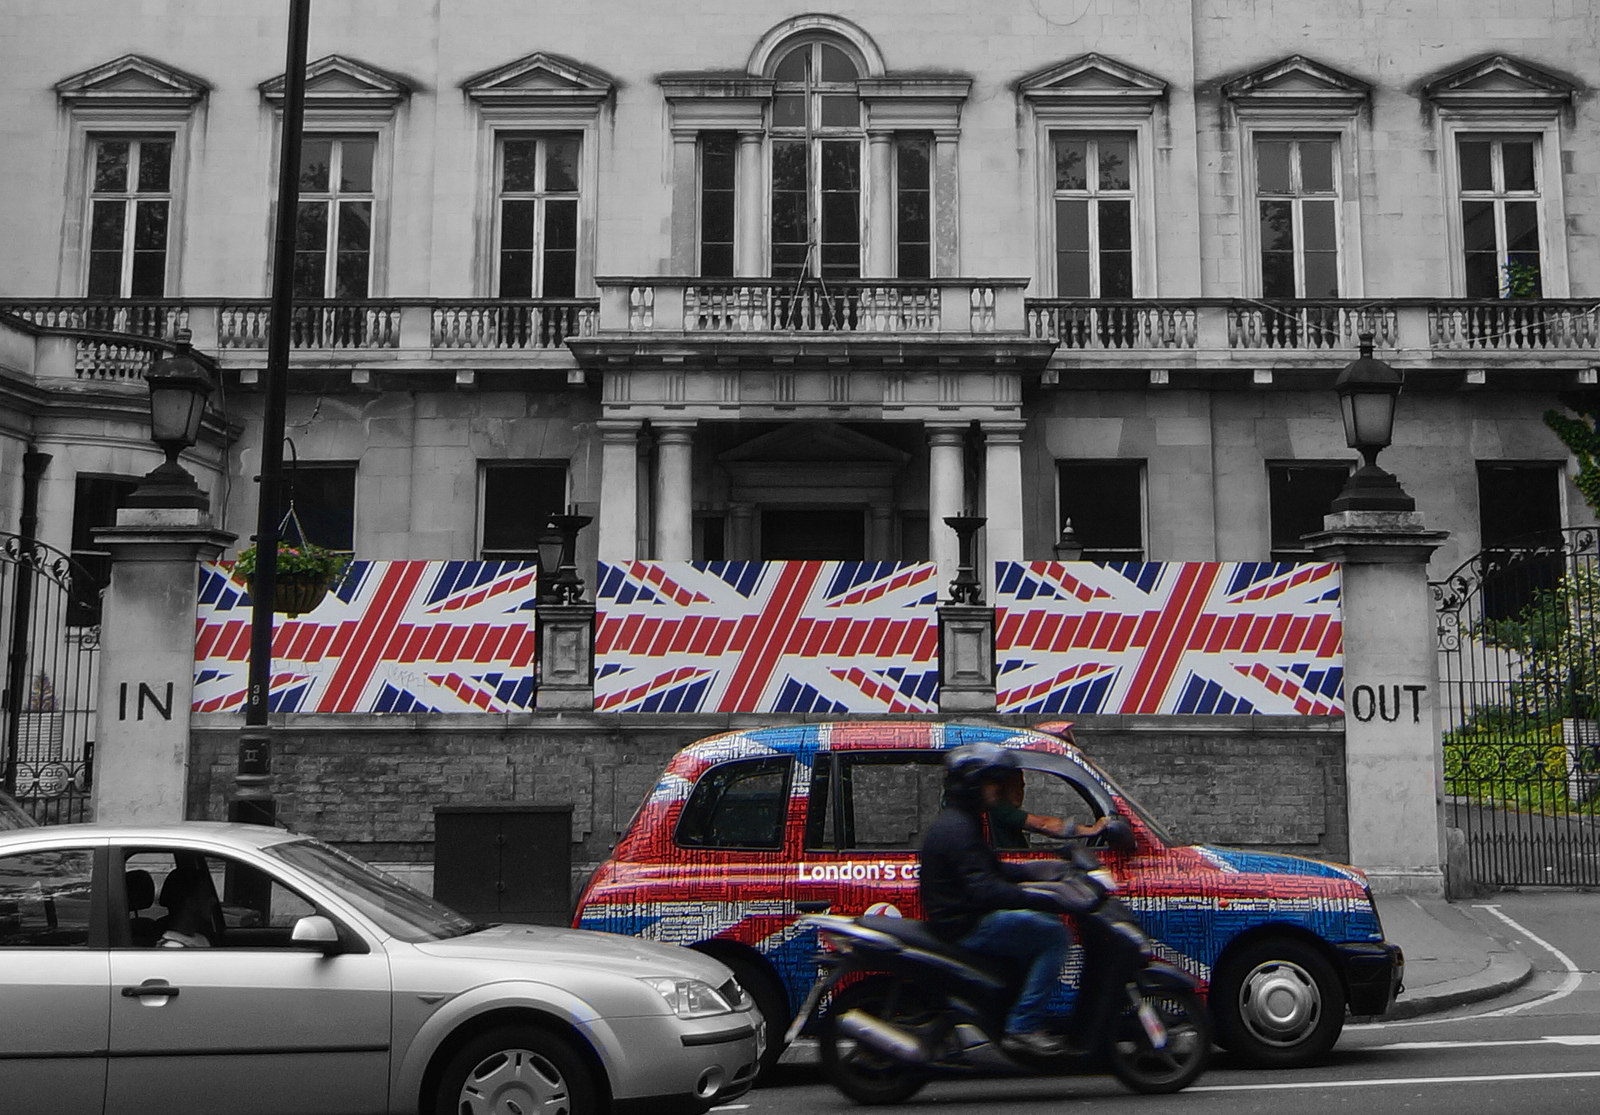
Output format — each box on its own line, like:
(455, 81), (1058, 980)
(918, 803), (1060, 940)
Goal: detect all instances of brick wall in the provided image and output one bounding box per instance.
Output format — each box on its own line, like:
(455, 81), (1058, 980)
(188, 712), (1346, 899)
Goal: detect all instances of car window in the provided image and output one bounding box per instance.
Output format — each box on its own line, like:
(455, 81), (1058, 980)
(0, 792), (38, 830)
(120, 849), (319, 949)
(836, 753), (945, 850)
(675, 757), (791, 851)
(992, 769), (1100, 849)
(0, 849), (94, 947)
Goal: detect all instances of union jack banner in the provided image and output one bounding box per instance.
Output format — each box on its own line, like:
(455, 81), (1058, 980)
(193, 560), (539, 714)
(594, 561), (940, 714)
(994, 561), (1344, 716)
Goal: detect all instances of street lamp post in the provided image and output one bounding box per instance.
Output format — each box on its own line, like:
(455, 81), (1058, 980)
(1331, 332), (1415, 513)
(1053, 517), (1084, 562)
(944, 514), (986, 605)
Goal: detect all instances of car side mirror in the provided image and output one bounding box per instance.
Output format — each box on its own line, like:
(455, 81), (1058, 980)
(290, 914), (343, 954)
(1103, 814), (1138, 853)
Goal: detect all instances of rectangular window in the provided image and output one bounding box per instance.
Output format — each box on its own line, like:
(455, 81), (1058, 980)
(293, 136), (376, 299)
(0, 849), (95, 948)
(770, 141), (862, 281)
(1256, 137), (1340, 298)
(480, 462), (568, 561)
(675, 757), (792, 850)
(1477, 462), (1563, 620)
(1459, 136), (1543, 299)
(497, 134), (581, 298)
(895, 135), (932, 279)
(1058, 461), (1145, 561)
(284, 464), (357, 553)
(86, 136), (173, 297)
(1268, 463), (1350, 561)
(1051, 135), (1134, 298)
(832, 753), (946, 850)
(70, 474), (140, 626)
(698, 133), (736, 278)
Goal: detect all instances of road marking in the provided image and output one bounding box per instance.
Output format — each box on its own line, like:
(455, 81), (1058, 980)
(1191, 1070), (1600, 1093)
(1369, 1034), (1600, 1051)
(1471, 904), (1584, 1017)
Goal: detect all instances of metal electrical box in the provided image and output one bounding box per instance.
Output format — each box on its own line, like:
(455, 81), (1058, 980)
(432, 805), (574, 926)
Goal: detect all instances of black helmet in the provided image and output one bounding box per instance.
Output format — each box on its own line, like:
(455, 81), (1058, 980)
(945, 742), (1018, 792)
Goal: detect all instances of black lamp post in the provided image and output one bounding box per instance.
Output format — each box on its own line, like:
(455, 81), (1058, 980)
(1053, 517), (1084, 562)
(1331, 333), (1415, 513)
(126, 331), (215, 510)
(538, 509), (594, 605)
(944, 514), (986, 605)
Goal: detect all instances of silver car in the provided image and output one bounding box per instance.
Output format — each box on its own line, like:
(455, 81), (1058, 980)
(0, 822), (762, 1115)
(0, 790), (36, 829)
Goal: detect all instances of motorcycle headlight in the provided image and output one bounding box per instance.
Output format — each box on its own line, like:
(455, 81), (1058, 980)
(640, 977), (738, 1018)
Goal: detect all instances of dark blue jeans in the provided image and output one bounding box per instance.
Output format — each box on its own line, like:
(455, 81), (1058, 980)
(958, 909), (1073, 1034)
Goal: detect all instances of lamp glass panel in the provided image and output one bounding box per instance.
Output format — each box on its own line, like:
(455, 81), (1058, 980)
(537, 534), (564, 577)
(1347, 390), (1396, 449)
(149, 381), (205, 445)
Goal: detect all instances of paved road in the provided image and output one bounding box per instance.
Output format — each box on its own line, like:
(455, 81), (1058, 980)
(727, 892), (1599, 1114)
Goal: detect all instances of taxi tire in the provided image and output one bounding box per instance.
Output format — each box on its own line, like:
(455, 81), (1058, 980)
(433, 1025), (598, 1115)
(719, 953), (789, 1081)
(1213, 938), (1345, 1068)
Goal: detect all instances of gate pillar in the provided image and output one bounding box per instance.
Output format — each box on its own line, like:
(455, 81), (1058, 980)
(1308, 510), (1449, 896)
(91, 507), (233, 824)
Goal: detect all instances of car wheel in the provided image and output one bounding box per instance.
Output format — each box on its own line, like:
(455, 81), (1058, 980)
(1213, 938), (1345, 1067)
(433, 1025), (598, 1115)
(717, 952), (789, 1080)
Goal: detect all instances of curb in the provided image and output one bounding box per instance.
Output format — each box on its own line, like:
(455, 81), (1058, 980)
(1375, 950), (1536, 1021)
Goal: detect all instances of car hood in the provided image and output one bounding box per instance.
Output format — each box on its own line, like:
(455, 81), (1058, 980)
(1191, 844), (1370, 886)
(411, 922), (734, 983)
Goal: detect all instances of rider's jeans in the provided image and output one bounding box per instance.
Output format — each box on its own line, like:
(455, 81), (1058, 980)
(958, 909), (1073, 1034)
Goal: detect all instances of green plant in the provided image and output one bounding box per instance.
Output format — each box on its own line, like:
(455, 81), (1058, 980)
(1501, 259), (1541, 299)
(1544, 395), (1600, 516)
(233, 540), (351, 586)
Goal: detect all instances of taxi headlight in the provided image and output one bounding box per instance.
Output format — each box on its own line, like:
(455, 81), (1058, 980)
(640, 976), (738, 1018)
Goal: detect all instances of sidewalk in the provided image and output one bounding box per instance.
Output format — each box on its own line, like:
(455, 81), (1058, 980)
(1371, 894), (1533, 1020)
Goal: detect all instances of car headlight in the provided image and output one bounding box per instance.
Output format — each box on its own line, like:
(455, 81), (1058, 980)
(640, 976), (738, 1018)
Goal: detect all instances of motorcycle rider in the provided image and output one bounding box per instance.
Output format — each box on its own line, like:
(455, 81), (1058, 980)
(920, 742), (1095, 1059)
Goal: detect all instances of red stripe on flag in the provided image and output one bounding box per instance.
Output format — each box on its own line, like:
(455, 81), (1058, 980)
(1123, 564), (1222, 714)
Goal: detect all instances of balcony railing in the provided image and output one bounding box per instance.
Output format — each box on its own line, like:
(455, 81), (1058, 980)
(1027, 300), (1199, 350)
(3, 299), (188, 341)
(1428, 300), (1600, 350)
(218, 301), (403, 349)
(1228, 301), (1398, 349)
(431, 299), (598, 349)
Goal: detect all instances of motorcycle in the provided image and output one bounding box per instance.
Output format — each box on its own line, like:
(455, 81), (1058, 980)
(785, 819), (1211, 1101)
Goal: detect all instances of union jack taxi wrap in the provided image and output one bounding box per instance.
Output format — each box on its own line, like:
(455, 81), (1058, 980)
(994, 560), (1345, 716)
(575, 722), (1401, 1057)
(193, 560), (539, 713)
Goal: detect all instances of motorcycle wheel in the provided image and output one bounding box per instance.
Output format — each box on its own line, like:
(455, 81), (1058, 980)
(1106, 985), (1212, 1095)
(817, 977), (933, 1105)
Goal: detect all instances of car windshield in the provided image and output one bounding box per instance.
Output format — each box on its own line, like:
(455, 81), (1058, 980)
(267, 837), (479, 943)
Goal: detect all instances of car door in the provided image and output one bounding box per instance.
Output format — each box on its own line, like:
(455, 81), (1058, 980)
(0, 840), (109, 1114)
(104, 844), (392, 1115)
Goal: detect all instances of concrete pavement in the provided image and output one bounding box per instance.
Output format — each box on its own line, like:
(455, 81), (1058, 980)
(1371, 894), (1533, 1020)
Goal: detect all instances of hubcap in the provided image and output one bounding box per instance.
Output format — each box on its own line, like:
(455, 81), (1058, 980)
(459, 1048), (571, 1115)
(1238, 960), (1321, 1046)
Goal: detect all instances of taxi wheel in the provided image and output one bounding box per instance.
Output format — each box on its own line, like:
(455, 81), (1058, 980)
(719, 953), (789, 1080)
(433, 1025), (598, 1115)
(1213, 938), (1345, 1068)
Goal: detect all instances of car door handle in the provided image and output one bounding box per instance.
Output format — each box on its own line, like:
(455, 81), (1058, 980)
(122, 982), (180, 999)
(795, 900), (832, 913)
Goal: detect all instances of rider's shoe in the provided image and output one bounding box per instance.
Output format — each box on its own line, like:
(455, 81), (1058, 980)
(1000, 1030), (1069, 1059)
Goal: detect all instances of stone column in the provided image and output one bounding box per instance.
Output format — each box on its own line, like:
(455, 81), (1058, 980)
(728, 501), (755, 560)
(91, 507), (234, 824)
(933, 129), (961, 276)
(1307, 509), (1450, 896)
(926, 422), (967, 590)
(982, 420), (1026, 591)
(597, 419), (641, 561)
(736, 131), (765, 277)
(653, 420), (696, 561)
(867, 131), (895, 277)
(669, 130), (700, 274)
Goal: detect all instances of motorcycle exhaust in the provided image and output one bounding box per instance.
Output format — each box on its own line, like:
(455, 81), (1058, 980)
(836, 1009), (930, 1063)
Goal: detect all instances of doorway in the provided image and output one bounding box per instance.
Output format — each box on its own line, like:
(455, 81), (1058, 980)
(760, 508), (866, 560)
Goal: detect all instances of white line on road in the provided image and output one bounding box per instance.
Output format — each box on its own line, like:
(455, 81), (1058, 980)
(1191, 1070), (1600, 1093)
(1471, 904), (1584, 1017)
(1369, 1034), (1600, 1051)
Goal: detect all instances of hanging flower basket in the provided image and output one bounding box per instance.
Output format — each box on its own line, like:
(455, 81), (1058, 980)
(233, 541), (351, 618)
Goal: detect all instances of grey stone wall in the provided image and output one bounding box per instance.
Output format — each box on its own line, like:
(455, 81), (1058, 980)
(188, 712), (1346, 898)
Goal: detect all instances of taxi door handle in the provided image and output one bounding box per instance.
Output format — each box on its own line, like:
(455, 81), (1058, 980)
(796, 900), (832, 913)
(122, 982), (180, 999)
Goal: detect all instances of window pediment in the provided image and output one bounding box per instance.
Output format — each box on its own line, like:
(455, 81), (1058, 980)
(1017, 54), (1166, 112)
(56, 54), (209, 107)
(260, 55), (413, 109)
(1423, 54), (1576, 113)
(462, 51), (617, 108)
(1223, 56), (1369, 113)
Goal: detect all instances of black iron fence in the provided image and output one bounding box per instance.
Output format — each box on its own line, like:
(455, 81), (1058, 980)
(1, 534), (99, 824)
(1434, 527), (1600, 886)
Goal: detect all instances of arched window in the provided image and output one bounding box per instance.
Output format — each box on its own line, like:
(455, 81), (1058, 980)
(768, 39), (862, 281)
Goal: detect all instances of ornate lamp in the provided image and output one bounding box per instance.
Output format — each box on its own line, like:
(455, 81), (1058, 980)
(1331, 333), (1415, 513)
(542, 509), (594, 605)
(943, 514), (986, 605)
(126, 330), (215, 510)
(1053, 517), (1084, 562)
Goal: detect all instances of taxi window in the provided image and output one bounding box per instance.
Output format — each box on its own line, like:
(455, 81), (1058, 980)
(676, 757), (791, 850)
(991, 768), (1100, 849)
(0, 849), (95, 948)
(836, 753), (945, 850)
